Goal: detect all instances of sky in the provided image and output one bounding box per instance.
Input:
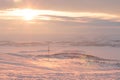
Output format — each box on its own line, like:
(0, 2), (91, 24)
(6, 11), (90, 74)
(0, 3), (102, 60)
(0, 0), (120, 41)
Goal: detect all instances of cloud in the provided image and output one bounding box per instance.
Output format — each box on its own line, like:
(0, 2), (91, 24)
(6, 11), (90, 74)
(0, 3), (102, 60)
(1, 15), (120, 27)
(43, 16), (120, 27)
(0, 8), (120, 27)
(0, 0), (14, 9)
(0, 0), (120, 16)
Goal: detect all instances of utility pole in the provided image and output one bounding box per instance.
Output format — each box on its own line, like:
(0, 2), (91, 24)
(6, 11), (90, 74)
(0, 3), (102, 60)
(47, 41), (51, 61)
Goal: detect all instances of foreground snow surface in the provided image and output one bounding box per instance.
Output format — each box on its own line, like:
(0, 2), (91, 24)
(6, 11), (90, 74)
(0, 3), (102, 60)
(0, 52), (120, 80)
(0, 41), (120, 80)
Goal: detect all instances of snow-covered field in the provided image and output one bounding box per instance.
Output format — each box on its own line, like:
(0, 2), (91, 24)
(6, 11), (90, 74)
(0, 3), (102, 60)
(0, 41), (120, 80)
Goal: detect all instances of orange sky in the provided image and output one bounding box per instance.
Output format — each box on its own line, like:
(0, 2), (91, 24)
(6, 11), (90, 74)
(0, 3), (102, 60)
(0, 0), (120, 41)
(0, 0), (119, 24)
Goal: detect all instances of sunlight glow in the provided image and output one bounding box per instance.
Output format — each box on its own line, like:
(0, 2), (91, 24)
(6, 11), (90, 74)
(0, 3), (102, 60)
(14, 0), (22, 2)
(21, 9), (38, 20)
(12, 9), (40, 20)
(0, 8), (119, 21)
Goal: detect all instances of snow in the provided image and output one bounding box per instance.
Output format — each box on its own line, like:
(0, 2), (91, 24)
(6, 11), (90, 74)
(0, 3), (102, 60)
(0, 41), (120, 80)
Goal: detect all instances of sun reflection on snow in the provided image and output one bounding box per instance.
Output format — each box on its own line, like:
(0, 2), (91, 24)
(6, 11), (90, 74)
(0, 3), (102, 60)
(32, 59), (59, 68)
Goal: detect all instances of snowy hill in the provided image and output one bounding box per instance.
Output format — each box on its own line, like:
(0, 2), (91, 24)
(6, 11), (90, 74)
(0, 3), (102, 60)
(0, 51), (120, 80)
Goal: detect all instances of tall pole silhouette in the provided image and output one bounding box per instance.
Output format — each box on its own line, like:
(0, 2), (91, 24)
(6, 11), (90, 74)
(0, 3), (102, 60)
(47, 42), (50, 61)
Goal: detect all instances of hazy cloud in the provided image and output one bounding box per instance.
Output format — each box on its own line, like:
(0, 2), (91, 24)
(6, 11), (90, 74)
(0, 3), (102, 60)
(0, 0), (14, 9)
(0, 14), (120, 27)
(0, 0), (120, 15)
(0, 0), (120, 27)
(44, 16), (120, 27)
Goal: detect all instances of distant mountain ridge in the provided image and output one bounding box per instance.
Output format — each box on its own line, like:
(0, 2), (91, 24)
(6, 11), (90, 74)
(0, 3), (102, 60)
(0, 40), (120, 47)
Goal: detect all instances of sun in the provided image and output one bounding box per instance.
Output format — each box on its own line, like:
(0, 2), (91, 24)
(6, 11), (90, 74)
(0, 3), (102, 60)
(12, 9), (40, 21)
(21, 9), (39, 20)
